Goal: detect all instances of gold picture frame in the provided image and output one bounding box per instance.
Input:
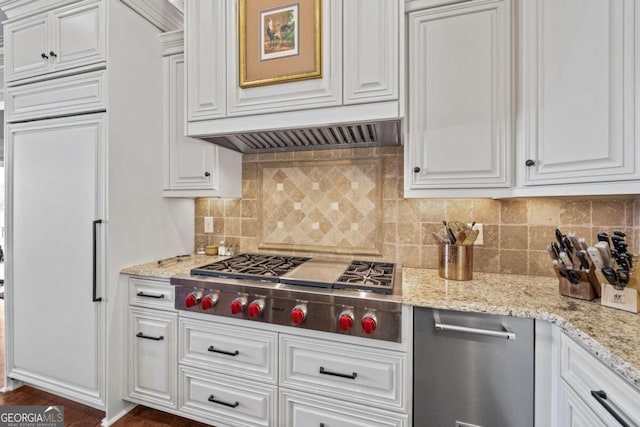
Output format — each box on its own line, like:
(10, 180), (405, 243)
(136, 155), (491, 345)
(239, 0), (322, 88)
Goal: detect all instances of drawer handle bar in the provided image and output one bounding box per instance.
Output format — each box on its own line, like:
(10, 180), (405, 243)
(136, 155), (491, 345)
(591, 390), (631, 427)
(208, 395), (239, 408)
(319, 366), (357, 380)
(136, 291), (165, 299)
(208, 345), (239, 356)
(136, 332), (164, 341)
(433, 311), (516, 340)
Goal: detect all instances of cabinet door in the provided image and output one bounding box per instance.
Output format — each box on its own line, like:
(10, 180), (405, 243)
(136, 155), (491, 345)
(343, 0), (399, 104)
(406, 0), (512, 190)
(128, 307), (177, 409)
(520, 0), (639, 185)
(7, 114), (106, 408)
(49, 0), (106, 73)
(164, 54), (218, 190)
(280, 389), (408, 427)
(4, 13), (50, 82)
(559, 381), (606, 427)
(185, 0), (227, 121)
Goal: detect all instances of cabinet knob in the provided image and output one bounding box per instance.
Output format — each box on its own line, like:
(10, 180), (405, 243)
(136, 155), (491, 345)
(204, 171), (211, 177)
(49, 51), (57, 58)
(525, 159), (535, 167)
(413, 167), (421, 173)
(41, 52), (49, 59)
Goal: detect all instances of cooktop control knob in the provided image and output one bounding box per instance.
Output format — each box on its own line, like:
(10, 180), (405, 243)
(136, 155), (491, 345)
(338, 310), (354, 331)
(230, 296), (247, 314)
(291, 304), (307, 324)
(184, 291), (202, 308)
(201, 293), (219, 310)
(361, 312), (377, 334)
(248, 298), (265, 318)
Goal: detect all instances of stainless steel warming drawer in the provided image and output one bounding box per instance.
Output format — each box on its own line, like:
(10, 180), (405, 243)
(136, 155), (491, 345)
(413, 307), (534, 427)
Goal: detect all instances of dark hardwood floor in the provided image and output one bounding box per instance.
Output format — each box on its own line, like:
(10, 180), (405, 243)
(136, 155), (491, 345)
(0, 299), (212, 426)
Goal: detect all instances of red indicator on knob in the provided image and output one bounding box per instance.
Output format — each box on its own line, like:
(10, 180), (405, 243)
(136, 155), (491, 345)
(338, 312), (354, 331)
(185, 293), (199, 308)
(248, 299), (264, 318)
(361, 314), (377, 334)
(291, 305), (307, 324)
(230, 298), (245, 314)
(201, 293), (219, 310)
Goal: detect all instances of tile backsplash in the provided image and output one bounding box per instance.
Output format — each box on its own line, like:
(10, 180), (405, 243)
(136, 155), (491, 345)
(195, 146), (640, 277)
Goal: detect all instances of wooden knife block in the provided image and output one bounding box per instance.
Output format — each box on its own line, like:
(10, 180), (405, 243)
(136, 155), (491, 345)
(555, 266), (601, 301)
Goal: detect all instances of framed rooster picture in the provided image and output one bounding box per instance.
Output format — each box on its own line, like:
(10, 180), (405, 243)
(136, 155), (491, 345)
(239, 0), (322, 88)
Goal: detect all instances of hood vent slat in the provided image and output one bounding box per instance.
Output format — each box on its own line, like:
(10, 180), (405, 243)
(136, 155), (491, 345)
(203, 119), (401, 154)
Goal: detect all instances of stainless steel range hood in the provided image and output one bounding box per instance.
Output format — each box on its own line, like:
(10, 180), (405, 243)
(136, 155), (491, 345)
(199, 119), (402, 154)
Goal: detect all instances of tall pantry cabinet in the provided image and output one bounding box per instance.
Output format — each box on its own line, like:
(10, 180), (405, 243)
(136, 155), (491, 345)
(2, 0), (194, 420)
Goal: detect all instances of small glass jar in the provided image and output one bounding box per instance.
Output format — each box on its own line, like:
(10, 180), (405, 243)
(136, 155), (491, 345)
(218, 241), (226, 256)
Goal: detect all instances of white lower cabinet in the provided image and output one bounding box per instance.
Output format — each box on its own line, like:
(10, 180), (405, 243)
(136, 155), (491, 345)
(559, 332), (640, 426)
(280, 389), (408, 427)
(179, 318), (277, 384)
(179, 366), (276, 427)
(127, 278), (178, 410)
(128, 307), (177, 409)
(171, 315), (409, 426)
(559, 380), (604, 427)
(280, 334), (407, 411)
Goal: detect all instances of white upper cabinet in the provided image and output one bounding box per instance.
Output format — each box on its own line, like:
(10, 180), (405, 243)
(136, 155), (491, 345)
(344, 0), (399, 104)
(185, 0), (226, 121)
(405, 0), (512, 197)
(4, 0), (106, 83)
(518, 0), (639, 187)
(184, 0), (401, 137)
(161, 31), (242, 198)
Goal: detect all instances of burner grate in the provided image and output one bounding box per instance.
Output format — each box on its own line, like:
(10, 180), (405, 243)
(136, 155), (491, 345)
(335, 261), (396, 293)
(191, 253), (311, 281)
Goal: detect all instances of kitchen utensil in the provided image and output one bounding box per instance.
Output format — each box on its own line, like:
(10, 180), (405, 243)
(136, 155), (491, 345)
(601, 267), (622, 290)
(613, 230), (626, 238)
(443, 221), (457, 245)
(586, 247), (607, 271)
(597, 232), (611, 246)
(595, 241), (613, 268)
(555, 229), (565, 248)
(576, 251), (590, 270)
(461, 229), (479, 245)
(577, 237), (589, 252)
(547, 244), (559, 261)
(559, 251), (573, 269)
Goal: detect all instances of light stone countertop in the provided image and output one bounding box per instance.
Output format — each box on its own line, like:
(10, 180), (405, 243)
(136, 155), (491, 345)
(121, 257), (640, 391)
(120, 254), (228, 278)
(403, 268), (640, 391)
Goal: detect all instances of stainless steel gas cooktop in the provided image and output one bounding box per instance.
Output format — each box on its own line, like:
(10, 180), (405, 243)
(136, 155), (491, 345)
(171, 253), (403, 342)
(190, 253), (397, 294)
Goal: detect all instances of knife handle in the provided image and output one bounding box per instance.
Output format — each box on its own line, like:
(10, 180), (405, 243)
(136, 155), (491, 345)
(595, 241), (613, 268)
(576, 251), (590, 270)
(586, 247), (606, 271)
(559, 251), (573, 269)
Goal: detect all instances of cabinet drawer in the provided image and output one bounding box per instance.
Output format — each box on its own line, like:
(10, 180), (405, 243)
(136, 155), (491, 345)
(280, 334), (406, 411)
(180, 318), (277, 384)
(179, 366), (276, 427)
(129, 277), (175, 311)
(6, 70), (106, 122)
(561, 333), (640, 426)
(280, 388), (408, 427)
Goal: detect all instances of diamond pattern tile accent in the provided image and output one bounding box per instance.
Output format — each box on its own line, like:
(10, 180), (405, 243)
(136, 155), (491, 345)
(258, 159), (383, 255)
